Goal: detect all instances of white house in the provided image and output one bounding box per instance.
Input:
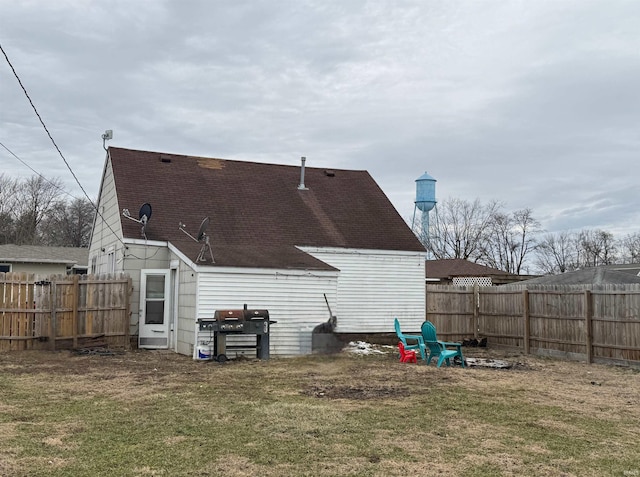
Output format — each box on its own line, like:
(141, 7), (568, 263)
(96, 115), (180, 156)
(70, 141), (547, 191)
(89, 147), (426, 357)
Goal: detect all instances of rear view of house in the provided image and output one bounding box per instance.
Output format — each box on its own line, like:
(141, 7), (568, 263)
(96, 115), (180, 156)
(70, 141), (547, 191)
(89, 147), (426, 357)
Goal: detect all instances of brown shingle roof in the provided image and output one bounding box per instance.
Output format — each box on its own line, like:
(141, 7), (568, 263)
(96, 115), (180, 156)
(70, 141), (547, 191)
(110, 147), (424, 269)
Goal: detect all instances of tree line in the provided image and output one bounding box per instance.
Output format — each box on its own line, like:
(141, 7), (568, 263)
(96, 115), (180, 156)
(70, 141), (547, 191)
(3, 174), (638, 273)
(417, 197), (640, 275)
(0, 174), (94, 247)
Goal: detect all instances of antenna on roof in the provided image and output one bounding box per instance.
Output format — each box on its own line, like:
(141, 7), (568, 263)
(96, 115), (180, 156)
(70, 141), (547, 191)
(179, 217), (215, 263)
(122, 203), (152, 239)
(102, 129), (113, 152)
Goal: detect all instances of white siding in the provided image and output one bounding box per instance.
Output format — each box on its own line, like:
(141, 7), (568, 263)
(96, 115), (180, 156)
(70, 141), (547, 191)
(196, 268), (338, 357)
(299, 247), (426, 333)
(175, 254), (197, 356)
(88, 157), (125, 274)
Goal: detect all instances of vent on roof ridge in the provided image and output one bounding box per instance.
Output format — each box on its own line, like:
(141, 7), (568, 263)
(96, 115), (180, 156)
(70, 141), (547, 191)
(324, 170), (335, 177)
(160, 155), (172, 163)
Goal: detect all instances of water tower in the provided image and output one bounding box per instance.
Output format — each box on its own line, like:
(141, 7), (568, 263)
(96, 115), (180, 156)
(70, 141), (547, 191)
(412, 172), (437, 243)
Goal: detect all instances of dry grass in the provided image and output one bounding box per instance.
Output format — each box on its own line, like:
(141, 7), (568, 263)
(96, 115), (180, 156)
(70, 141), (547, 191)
(0, 347), (639, 476)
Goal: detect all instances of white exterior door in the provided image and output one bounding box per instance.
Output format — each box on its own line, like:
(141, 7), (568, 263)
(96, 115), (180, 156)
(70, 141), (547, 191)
(139, 270), (171, 349)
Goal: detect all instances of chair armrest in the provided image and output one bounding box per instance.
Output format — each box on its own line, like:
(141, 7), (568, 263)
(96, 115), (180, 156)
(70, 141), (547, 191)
(436, 340), (450, 351)
(403, 333), (425, 346)
(426, 339), (446, 351)
(442, 341), (462, 349)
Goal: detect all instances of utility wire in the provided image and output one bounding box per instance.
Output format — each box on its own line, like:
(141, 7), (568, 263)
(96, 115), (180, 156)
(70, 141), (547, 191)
(0, 140), (80, 201)
(0, 42), (91, 202)
(0, 41), (128, 249)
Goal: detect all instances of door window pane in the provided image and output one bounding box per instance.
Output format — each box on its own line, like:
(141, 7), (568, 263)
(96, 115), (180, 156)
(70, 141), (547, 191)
(146, 276), (165, 299)
(145, 301), (165, 324)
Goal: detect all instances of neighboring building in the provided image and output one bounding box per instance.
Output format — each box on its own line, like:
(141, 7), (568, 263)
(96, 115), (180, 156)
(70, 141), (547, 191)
(89, 147), (427, 357)
(426, 259), (518, 286)
(597, 263), (640, 277)
(0, 244), (88, 275)
(513, 266), (640, 286)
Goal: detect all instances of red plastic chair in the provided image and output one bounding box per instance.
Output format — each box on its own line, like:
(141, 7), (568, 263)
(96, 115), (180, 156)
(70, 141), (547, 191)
(398, 342), (417, 363)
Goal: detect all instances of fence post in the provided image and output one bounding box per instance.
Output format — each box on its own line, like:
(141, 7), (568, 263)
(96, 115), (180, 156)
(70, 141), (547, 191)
(473, 284), (479, 339)
(584, 290), (593, 364)
(72, 274), (79, 348)
(523, 289), (530, 355)
(125, 276), (132, 350)
(49, 281), (57, 351)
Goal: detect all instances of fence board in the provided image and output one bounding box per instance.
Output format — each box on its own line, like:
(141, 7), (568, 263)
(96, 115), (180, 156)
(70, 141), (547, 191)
(0, 272), (131, 351)
(426, 285), (476, 341)
(427, 283), (640, 366)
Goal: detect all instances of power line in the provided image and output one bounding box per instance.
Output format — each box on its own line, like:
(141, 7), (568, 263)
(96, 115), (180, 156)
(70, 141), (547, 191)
(0, 42), (92, 203)
(0, 140), (79, 201)
(0, 41), (128, 249)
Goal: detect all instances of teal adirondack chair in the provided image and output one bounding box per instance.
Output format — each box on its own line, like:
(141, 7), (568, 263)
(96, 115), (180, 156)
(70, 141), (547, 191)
(394, 318), (426, 361)
(421, 321), (465, 368)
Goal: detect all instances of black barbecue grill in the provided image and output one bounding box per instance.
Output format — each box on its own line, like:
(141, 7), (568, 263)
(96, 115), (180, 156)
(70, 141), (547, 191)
(196, 308), (275, 361)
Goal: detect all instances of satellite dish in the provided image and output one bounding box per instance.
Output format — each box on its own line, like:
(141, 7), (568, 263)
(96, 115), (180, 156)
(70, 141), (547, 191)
(123, 203), (152, 225)
(197, 217), (210, 241)
(122, 203), (152, 239)
(139, 203), (152, 224)
(178, 216), (215, 263)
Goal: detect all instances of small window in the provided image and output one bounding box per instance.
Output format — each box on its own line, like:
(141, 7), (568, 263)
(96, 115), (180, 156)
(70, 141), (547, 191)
(0, 264), (10, 273)
(91, 256), (97, 274)
(107, 251), (115, 273)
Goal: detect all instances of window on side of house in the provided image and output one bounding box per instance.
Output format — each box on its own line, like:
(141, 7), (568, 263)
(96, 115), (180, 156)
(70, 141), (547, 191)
(107, 250), (115, 273)
(0, 264), (11, 273)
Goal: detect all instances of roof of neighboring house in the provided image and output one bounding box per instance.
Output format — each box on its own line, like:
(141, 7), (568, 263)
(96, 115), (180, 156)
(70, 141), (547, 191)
(516, 267), (640, 285)
(426, 259), (509, 279)
(597, 263), (640, 276)
(0, 245), (89, 267)
(108, 147), (425, 269)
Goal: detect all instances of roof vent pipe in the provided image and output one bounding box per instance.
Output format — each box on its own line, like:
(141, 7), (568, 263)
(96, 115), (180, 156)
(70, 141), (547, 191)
(298, 156), (308, 190)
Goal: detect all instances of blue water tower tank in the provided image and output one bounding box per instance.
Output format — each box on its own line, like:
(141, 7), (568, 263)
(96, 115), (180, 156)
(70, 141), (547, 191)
(415, 172), (437, 212)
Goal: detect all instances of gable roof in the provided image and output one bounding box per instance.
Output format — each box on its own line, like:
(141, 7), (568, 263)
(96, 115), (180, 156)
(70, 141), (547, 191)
(0, 245), (88, 267)
(108, 147), (425, 269)
(426, 259), (509, 279)
(515, 267), (640, 286)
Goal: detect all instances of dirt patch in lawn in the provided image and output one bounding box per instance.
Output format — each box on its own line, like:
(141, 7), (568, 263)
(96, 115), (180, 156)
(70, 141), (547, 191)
(302, 383), (411, 399)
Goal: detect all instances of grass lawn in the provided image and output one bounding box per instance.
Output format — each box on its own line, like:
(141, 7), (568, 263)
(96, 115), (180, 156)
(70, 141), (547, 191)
(0, 346), (639, 476)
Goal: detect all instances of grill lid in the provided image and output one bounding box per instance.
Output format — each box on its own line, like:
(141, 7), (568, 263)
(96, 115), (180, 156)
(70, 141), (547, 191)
(213, 309), (270, 321)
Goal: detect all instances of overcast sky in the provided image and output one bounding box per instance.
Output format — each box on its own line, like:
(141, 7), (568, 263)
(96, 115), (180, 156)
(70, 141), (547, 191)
(1, 1), (639, 237)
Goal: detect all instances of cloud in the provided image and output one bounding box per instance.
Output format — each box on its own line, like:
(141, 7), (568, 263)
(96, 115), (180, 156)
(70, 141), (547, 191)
(1, 0), (639, 238)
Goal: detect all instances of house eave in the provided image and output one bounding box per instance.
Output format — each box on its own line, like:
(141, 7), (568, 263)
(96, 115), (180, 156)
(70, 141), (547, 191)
(0, 258), (78, 266)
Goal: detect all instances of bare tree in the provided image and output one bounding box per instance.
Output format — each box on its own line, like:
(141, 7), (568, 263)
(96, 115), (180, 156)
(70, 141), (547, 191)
(618, 233), (640, 264)
(577, 229), (617, 267)
(40, 197), (95, 247)
(0, 174), (18, 244)
(483, 208), (541, 274)
(426, 197), (500, 261)
(534, 231), (580, 274)
(12, 176), (64, 245)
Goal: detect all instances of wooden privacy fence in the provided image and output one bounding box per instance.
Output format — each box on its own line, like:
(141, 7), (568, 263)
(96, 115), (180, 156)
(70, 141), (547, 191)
(426, 284), (640, 366)
(0, 272), (132, 352)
